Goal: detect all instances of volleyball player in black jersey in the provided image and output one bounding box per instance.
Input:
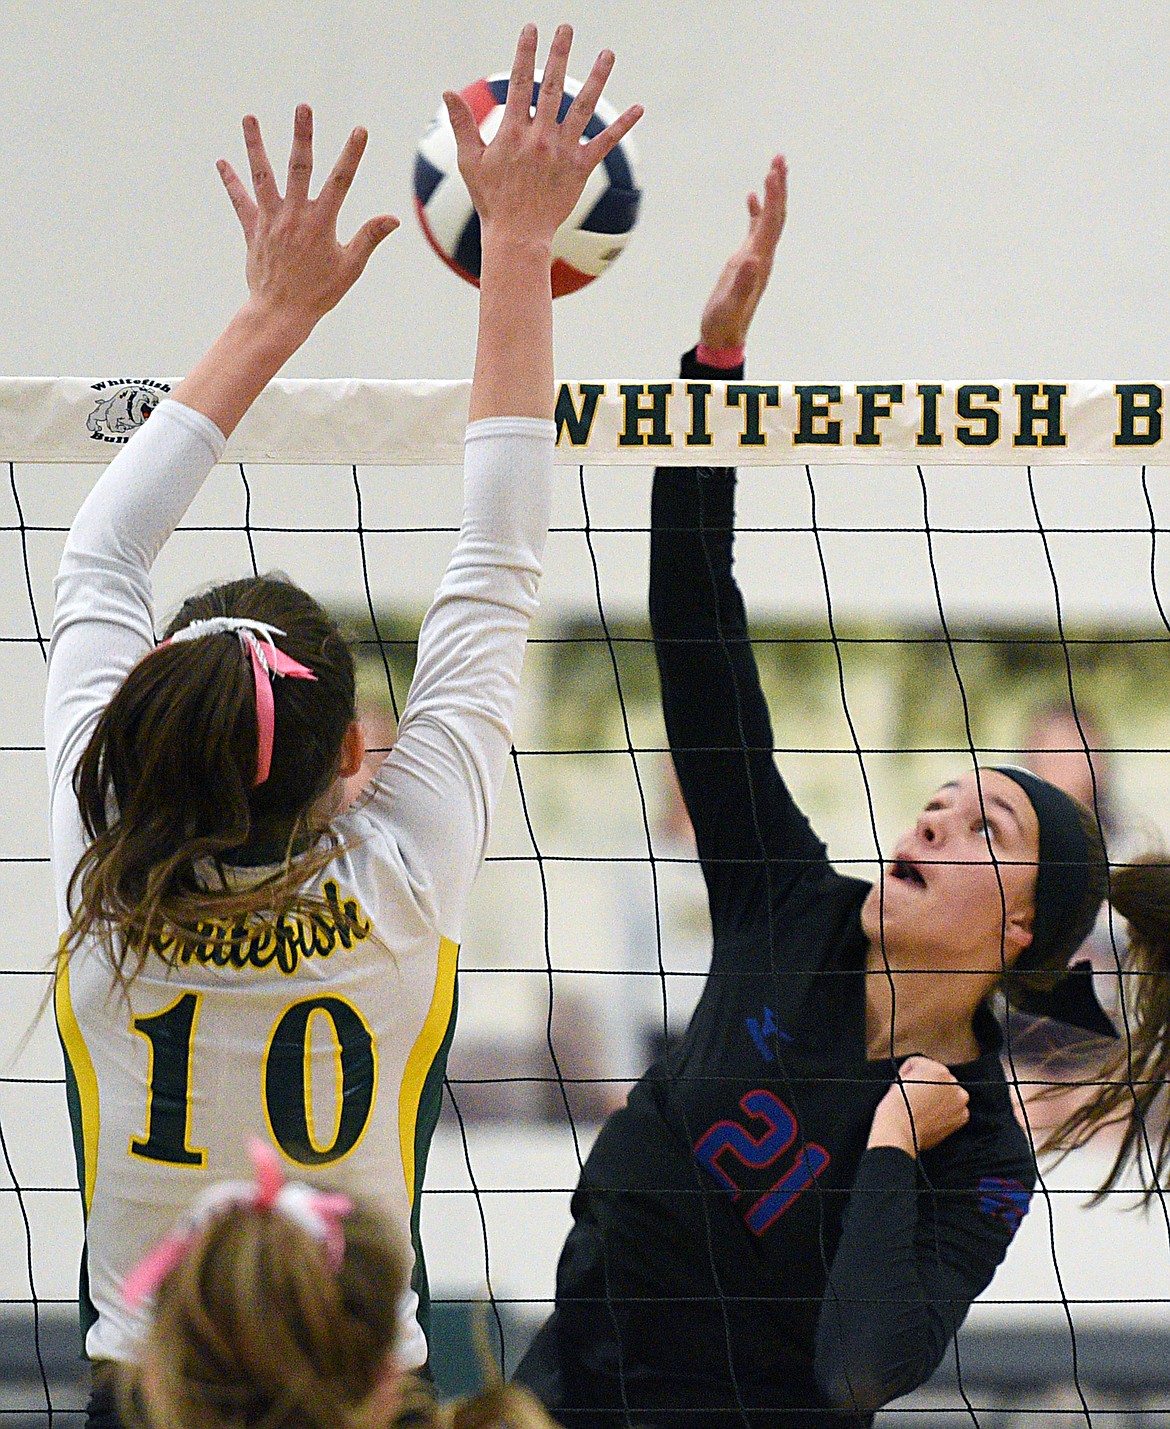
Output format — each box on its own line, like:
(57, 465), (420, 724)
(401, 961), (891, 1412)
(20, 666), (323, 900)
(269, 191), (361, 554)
(515, 156), (1168, 1427)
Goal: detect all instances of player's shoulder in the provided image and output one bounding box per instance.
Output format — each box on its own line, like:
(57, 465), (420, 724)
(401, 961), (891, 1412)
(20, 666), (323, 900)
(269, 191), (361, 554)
(331, 783), (401, 856)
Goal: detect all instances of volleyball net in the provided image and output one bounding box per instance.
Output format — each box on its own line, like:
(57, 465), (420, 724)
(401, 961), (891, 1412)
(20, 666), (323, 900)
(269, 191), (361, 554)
(2, 376), (1170, 1423)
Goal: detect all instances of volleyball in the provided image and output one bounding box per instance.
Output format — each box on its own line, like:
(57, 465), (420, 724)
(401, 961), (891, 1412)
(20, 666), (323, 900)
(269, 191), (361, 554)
(413, 69), (641, 297)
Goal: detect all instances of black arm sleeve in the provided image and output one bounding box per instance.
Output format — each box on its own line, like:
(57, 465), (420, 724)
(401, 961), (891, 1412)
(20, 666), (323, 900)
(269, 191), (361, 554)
(813, 1146), (1030, 1415)
(650, 349), (828, 934)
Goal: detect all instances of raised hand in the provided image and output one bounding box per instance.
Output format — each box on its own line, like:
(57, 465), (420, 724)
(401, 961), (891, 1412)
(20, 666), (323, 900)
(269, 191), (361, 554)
(700, 154), (788, 352)
(454, 25), (642, 423)
(172, 106), (396, 438)
(868, 1056), (971, 1156)
(217, 105), (399, 340)
(443, 23), (642, 250)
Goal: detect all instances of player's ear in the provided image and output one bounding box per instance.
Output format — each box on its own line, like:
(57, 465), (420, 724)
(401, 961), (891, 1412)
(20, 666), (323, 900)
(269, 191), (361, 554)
(1003, 898), (1034, 967)
(337, 719), (365, 779)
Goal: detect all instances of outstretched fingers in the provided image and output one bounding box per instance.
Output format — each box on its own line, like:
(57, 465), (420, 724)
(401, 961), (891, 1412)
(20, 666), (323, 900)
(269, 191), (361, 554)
(445, 90), (487, 183)
(242, 114), (281, 212)
(503, 22), (539, 125)
(343, 213), (400, 273)
(582, 101), (643, 168)
(217, 158), (257, 240)
(563, 47), (614, 142)
(536, 22), (573, 121)
(699, 153), (787, 349)
(285, 103), (314, 204)
(317, 124), (369, 223)
(755, 154), (788, 248)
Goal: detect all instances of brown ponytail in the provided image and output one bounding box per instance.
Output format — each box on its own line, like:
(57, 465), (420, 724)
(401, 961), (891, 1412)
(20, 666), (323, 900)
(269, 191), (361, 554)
(1043, 853), (1170, 1203)
(63, 574), (359, 983)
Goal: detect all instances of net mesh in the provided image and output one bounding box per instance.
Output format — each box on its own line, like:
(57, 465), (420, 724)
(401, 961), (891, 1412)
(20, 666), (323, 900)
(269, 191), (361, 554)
(2, 377), (1170, 1425)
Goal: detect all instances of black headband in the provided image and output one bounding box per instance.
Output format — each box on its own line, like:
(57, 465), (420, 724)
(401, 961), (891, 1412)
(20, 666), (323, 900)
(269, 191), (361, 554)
(990, 766), (1116, 1039)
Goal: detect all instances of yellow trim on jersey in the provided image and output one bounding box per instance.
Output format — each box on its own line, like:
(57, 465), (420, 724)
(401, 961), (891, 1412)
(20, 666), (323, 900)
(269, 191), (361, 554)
(54, 957), (100, 1214)
(399, 936), (459, 1206)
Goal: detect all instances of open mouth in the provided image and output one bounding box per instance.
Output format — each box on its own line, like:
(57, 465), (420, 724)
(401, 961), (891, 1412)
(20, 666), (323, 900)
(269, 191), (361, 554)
(890, 858), (927, 889)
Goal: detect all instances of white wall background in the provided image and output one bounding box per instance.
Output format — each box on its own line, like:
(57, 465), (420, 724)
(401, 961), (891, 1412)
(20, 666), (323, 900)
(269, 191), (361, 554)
(3, 0), (1170, 386)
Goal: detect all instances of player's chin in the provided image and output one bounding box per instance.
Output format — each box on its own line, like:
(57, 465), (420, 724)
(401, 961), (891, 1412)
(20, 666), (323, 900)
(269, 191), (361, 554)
(859, 883), (886, 941)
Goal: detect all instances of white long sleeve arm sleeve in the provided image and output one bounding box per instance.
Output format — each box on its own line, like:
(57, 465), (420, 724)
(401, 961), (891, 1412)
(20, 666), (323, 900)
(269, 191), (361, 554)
(46, 404), (553, 947)
(45, 401), (226, 926)
(352, 415), (554, 943)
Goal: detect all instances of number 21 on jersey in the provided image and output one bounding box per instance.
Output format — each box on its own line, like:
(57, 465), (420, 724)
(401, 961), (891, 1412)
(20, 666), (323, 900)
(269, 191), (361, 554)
(129, 991), (377, 1168)
(694, 1089), (830, 1235)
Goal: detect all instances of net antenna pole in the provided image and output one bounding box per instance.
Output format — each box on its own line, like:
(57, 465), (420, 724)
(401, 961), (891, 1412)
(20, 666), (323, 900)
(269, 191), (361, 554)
(239, 463), (259, 578)
(352, 466), (400, 723)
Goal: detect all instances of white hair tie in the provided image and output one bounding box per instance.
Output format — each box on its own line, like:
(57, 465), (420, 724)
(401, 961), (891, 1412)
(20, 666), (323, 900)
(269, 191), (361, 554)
(160, 618), (317, 785)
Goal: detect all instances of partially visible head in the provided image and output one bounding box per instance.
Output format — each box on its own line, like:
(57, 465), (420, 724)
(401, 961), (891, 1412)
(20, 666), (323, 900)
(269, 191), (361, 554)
(863, 764), (1170, 1208)
(117, 1151), (565, 1429)
(67, 575), (365, 974)
(121, 1192), (407, 1429)
(1021, 701), (1111, 822)
(122, 574), (357, 837)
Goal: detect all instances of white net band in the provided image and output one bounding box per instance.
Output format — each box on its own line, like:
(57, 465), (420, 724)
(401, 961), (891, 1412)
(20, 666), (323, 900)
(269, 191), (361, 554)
(4, 376), (1170, 465)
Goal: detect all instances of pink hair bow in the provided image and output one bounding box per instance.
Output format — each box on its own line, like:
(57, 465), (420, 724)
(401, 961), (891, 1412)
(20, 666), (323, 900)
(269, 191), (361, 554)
(164, 617), (317, 786)
(121, 1139), (353, 1311)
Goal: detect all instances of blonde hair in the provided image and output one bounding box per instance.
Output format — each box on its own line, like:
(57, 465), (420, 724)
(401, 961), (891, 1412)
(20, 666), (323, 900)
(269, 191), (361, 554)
(118, 1199), (402, 1429)
(117, 1193), (563, 1429)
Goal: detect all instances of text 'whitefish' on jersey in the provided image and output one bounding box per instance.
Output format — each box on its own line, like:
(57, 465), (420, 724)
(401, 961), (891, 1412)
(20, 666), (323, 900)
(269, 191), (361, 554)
(135, 879), (374, 975)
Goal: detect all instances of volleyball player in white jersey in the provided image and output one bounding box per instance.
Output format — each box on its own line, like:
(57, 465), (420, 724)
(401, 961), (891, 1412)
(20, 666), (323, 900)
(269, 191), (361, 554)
(45, 25), (640, 1425)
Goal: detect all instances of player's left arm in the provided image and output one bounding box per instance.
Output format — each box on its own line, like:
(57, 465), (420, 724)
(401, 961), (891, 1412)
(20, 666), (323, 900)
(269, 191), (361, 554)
(362, 28), (641, 941)
(173, 107), (396, 436)
(813, 1142), (1034, 1414)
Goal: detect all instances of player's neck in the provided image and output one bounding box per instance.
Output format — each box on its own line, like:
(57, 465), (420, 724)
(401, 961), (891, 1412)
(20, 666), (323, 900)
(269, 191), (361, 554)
(864, 950), (986, 1065)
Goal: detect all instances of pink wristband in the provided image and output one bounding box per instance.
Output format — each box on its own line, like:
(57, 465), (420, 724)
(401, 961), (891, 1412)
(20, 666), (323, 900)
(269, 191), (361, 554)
(695, 341), (746, 370)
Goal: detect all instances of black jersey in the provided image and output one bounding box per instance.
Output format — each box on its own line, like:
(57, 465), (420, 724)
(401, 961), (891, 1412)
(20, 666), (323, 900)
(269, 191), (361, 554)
(514, 351), (1036, 1429)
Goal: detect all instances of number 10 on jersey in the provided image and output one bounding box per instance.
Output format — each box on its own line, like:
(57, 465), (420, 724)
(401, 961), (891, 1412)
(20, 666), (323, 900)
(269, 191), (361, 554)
(129, 991), (377, 1167)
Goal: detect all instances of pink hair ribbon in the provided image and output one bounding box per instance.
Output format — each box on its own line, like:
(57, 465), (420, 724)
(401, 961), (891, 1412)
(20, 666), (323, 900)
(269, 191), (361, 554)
(121, 1138), (353, 1310)
(164, 617), (317, 787)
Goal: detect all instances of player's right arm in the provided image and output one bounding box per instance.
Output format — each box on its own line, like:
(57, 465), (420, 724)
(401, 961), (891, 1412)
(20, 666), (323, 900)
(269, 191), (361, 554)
(362, 26), (642, 941)
(814, 1081), (1034, 1414)
(454, 25), (640, 423)
(45, 110), (393, 906)
(649, 157), (826, 922)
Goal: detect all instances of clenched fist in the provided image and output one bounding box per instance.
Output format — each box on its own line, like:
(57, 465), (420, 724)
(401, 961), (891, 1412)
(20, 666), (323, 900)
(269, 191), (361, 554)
(867, 1056), (970, 1157)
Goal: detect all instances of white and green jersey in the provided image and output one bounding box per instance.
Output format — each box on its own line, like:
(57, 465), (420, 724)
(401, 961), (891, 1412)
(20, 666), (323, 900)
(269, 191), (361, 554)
(46, 400), (553, 1367)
